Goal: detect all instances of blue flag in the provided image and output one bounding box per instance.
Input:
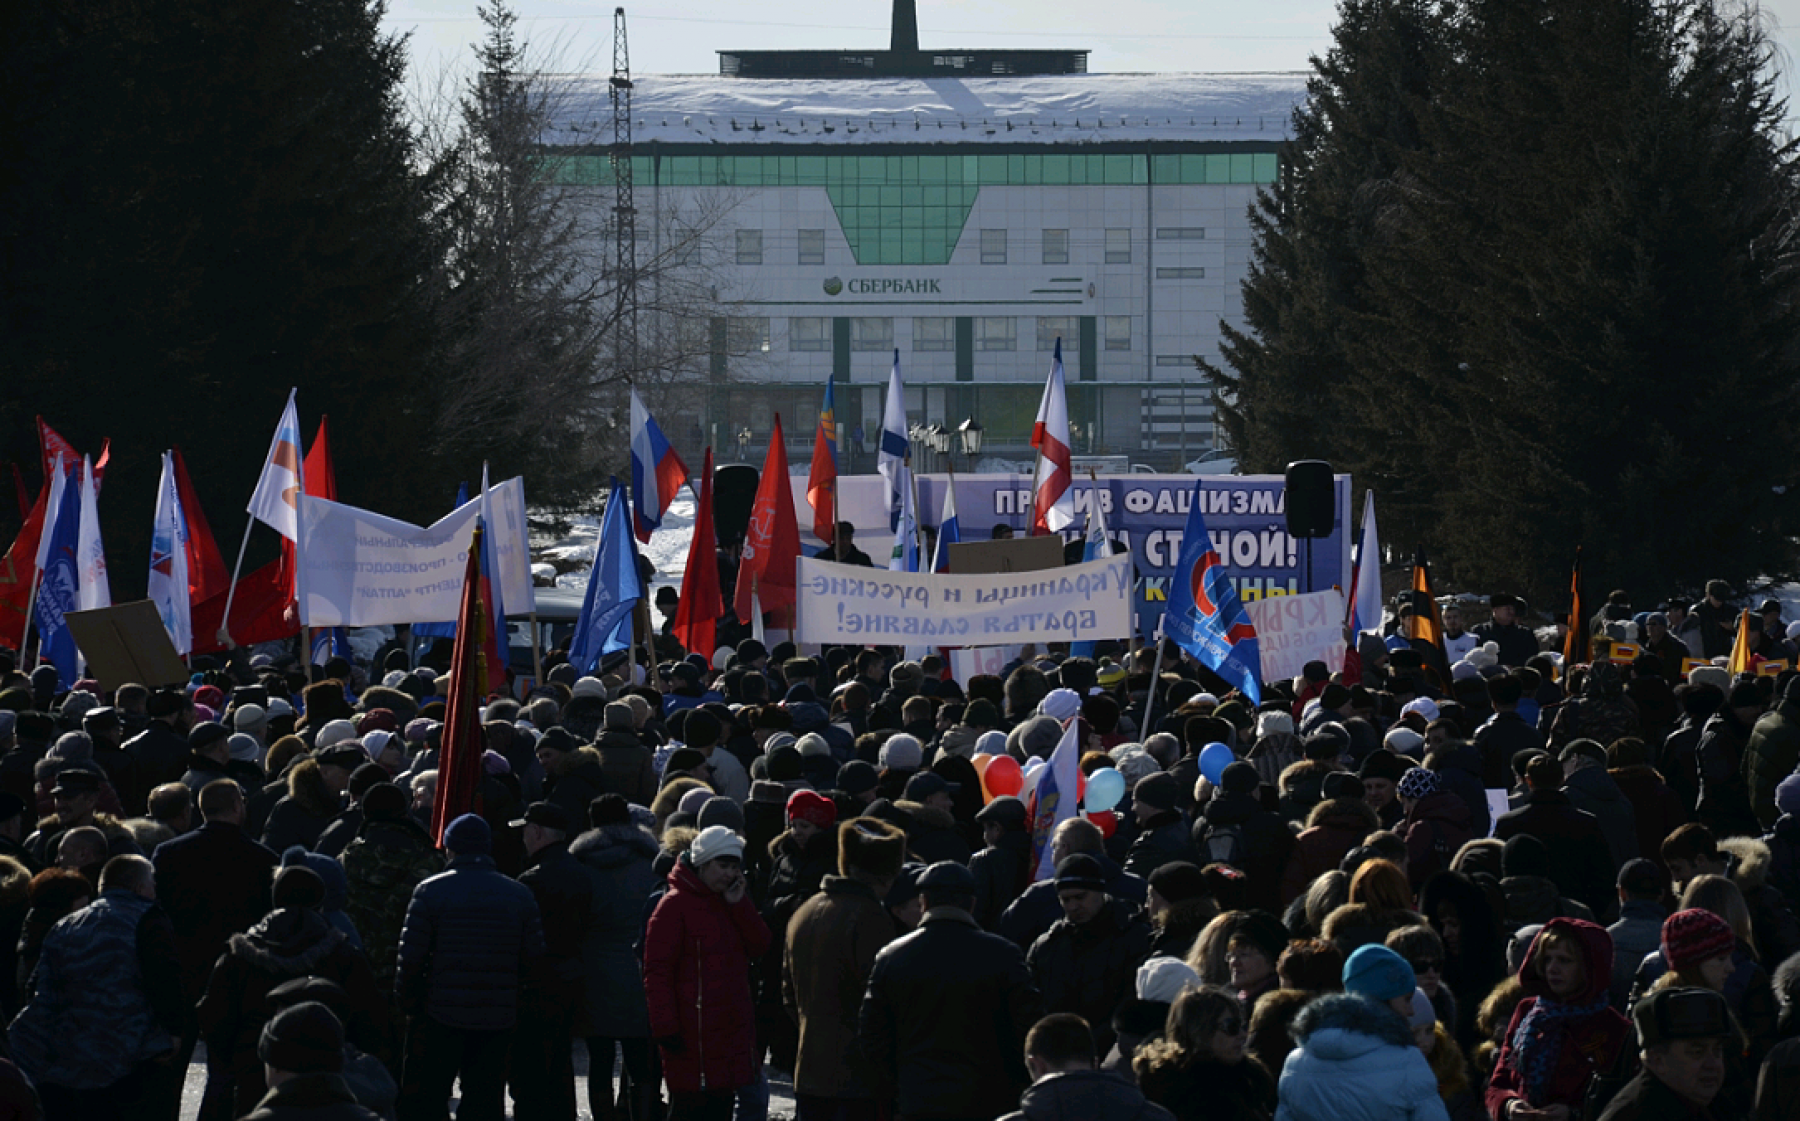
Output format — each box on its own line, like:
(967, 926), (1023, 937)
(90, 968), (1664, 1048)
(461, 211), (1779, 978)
(1163, 481), (1263, 703)
(311, 627), (351, 666)
(414, 482), (469, 641)
(570, 479), (644, 674)
(32, 472), (83, 690)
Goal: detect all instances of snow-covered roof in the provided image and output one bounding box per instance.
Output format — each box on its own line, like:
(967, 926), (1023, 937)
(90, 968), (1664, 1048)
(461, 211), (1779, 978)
(542, 72), (1309, 147)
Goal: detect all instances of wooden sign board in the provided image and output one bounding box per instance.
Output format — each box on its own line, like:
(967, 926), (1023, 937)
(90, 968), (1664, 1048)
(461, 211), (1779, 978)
(65, 601), (189, 691)
(946, 536), (1065, 575)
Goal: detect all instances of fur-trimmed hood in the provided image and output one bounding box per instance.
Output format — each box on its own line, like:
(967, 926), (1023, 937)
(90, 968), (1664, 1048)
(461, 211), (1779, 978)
(1290, 992), (1415, 1051)
(893, 799), (957, 832)
(545, 744), (604, 780)
(571, 822), (659, 869)
(227, 907), (347, 975)
(1718, 835), (1770, 890)
(1427, 1022), (1469, 1098)
(285, 757), (341, 818)
(1306, 796), (1380, 834)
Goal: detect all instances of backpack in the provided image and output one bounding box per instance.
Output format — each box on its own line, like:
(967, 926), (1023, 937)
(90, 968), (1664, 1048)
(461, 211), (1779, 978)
(1202, 823), (1247, 869)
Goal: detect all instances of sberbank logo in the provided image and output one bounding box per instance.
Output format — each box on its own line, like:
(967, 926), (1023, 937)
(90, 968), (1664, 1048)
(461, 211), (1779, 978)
(822, 276), (843, 296)
(822, 276), (944, 296)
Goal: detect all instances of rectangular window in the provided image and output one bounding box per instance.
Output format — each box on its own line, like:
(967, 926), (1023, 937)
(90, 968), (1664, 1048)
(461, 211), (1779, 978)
(1105, 228), (1132, 264)
(1155, 227), (1207, 240)
(1036, 316), (1078, 352)
(727, 317), (770, 353)
(912, 317), (955, 352)
(976, 316), (1015, 351)
(736, 229), (763, 265)
(1104, 316), (1132, 352)
(1041, 229), (1069, 265)
(797, 228), (825, 265)
(789, 317), (830, 352)
(1156, 267), (1207, 279)
(851, 317), (894, 352)
(1156, 355), (1195, 367)
(980, 228), (1008, 265)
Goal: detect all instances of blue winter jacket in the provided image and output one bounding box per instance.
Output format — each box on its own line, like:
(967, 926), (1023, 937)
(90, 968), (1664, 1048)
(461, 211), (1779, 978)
(1276, 994), (1449, 1121)
(395, 853), (544, 1031)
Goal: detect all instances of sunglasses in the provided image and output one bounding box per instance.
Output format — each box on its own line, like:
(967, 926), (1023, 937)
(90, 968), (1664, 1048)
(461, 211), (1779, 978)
(1411, 959), (1443, 973)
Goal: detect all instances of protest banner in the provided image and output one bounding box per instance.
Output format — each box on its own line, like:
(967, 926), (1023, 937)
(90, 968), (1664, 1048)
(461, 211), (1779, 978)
(296, 479), (533, 627)
(1244, 589), (1347, 682)
(949, 644), (1025, 683)
(795, 554), (1132, 646)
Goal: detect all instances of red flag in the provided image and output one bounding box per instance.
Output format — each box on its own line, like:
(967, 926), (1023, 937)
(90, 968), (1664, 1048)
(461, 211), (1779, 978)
(806, 384), (838, 543)
(672, 449), (722, 663)
(10, 464), (27, 522)
(189, 559), (299, 653)
(35, 421), (106, 490)
(431, 523), (492, 844)
(0, 484), (49, 643)
(736, 415), (802, 626)
(171, 448), (230, 604)
(304, 417), (337, 501)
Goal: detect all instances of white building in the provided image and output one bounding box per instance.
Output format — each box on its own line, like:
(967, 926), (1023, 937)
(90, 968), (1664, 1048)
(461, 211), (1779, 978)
(545, 15), (1307, 472)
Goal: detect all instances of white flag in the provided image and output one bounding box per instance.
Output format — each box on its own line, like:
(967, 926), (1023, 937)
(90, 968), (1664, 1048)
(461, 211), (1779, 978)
(246, 389), (304, 541)
(75, 455), (110, 611)
(150, 453), (194, 654)
(33, 454), (67, 573)
(877, 351), (909, 520)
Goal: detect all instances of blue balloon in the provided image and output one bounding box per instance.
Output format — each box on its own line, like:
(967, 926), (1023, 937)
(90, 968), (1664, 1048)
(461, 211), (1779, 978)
(1084, 767), (1126, 812)
(1199, 742), (1235, 786)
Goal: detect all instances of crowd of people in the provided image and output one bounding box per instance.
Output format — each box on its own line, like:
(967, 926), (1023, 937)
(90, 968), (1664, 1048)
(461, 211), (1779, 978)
(0, 582), (1796, 1121)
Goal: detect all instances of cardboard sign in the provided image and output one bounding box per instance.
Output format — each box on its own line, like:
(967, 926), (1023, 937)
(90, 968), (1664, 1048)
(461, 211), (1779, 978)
(1682, 658), (1710, 677)
(945, 536), (1065, 575)
(1243, 589), (1347, 682)
(65, 600), (190, 691)
(1758, 660), (1789, 677)
(1606, 642), (1641, 663)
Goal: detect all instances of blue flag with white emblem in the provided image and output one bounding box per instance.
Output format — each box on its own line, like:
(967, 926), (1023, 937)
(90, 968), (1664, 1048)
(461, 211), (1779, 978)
(1163, 480), (1262, 703)
(570, 479), (643, 673)
(32, 470), (83, 690)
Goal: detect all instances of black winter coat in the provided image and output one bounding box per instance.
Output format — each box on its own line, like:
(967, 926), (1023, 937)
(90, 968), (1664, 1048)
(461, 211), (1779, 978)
(394, 853), (545, 1031)
(998, 853), (1146, 950)
(1124, 811), (1196, 878)
(1136, 1055), (1275, 1121)
(1026, 898), (1153, 1056)
(123, 720), (191, 795)
(152, 820), (278, 1004)
(860, 907), (1042, 1119)
(998, 1069), (1177, 1121)
(518, 839), (592, 1013)
(568, 823), (659, 1038)
(241, 1072), (382, 1121)
(1197, 792), (1293, 913)
(969, 831), (1033, 931)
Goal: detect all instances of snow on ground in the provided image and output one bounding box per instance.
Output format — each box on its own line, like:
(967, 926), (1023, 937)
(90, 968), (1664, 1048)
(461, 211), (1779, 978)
(539, 488), (699, 599)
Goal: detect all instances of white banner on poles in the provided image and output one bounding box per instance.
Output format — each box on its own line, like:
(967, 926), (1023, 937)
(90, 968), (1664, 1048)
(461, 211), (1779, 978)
(1243, 589), (1347, 682)
(296, 479), (533, 627)
(795, 554), (1132, 646)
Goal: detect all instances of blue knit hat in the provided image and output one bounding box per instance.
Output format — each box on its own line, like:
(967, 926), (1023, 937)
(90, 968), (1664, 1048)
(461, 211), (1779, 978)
(1343, 943), (1417, 1002)
(443, 813), (491, 855)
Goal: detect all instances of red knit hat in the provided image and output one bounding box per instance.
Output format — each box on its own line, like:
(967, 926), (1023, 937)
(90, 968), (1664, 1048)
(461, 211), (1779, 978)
(1661, 908), (1735, 973)
(786, 790), (837, 828)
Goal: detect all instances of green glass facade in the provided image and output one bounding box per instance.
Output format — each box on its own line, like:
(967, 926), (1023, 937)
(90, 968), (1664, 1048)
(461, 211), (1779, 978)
(559, 150), (1278, 266)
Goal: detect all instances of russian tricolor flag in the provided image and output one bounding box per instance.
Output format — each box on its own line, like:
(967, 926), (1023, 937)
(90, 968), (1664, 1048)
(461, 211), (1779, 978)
(630, 388), (689, 544)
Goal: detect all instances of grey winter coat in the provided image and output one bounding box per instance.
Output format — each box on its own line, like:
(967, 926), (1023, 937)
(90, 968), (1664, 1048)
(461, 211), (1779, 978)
(569, 823), (659, 1038)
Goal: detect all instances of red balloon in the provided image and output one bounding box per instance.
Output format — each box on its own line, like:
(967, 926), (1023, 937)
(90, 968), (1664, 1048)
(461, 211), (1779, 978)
(983, 755), (1023, 799)
(1087, 810), (1118, 839)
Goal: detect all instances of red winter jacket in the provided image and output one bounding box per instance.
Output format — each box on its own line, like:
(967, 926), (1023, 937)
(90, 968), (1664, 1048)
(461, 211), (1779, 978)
(1485, 918), (1631, 1119)
(643, 860), (772, 1094)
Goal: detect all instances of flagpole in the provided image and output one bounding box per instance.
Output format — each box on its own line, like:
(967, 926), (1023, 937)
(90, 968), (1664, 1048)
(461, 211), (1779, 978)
(907, 459), (925, 570)
(216, 520), (254, 649)
(295, 436), (312, 675)
(1140, 633), (1168, 736)
(18, 569), (40, 665)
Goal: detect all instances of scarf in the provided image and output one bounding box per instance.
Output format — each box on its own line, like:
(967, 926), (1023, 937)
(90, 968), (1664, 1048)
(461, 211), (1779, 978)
(1509, 993), (1609, 1105)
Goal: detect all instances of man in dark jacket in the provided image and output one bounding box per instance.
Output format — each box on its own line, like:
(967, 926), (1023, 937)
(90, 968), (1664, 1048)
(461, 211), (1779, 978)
(999, 817), (1146, 951)
(124, 687), (195, 797)
(394, 814), (544, 1121)
(860, 861), (1042, 1121)
(1596, 987), (1735, 1121)
(1474, 673), (1544, 789)
(243, 1002), (381, 1121)
(509, 802), (591, 1121)
(1472, 594), (1539, 668)
(1026, 855), (1153, 1057)
(1743, 674), (1800, 830)
(1560, 740), (1639, 870)
(1493, 753), (1615, 917)
(1122, 773), (1193, 878)
(592, 705), (657, 806)
(969, 797), (1034, 931)
(997, 1013), (1173, 1121)
(536, 728), (609, 828)
(1195, 761), (1292, 913)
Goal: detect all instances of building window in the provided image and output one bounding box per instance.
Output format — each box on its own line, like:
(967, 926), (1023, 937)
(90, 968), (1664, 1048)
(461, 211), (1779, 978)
(980, 229), (1008, 265)
(798, 229), (825, 265)
(736, 229), (763, 265)
(912, 317), (954, 352)
(1155, 227), (1207, 240)
(1156, 355), (1196, 367)
(789, 317), (830, 352)
(1156, 267), (1206, 279)
(1105, 316), (1132, 351)
(976, 316), (1015, 351)
(727, 317), (770, 353)
(1105, 228), (1132, 264)
(851, 317), (894, 352)
(1041, 229), (1069, 265)
(1036, 316), (1077, 352)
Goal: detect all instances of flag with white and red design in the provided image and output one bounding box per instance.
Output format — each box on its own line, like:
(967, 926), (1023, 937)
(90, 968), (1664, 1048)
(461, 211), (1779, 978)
(1029, 339), (1075, 535)
(246, 390), (304, 542)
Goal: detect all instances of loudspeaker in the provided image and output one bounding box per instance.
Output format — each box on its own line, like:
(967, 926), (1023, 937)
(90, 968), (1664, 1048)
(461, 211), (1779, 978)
(1284, 460), (1334, 539)
(712, 464), (760, 548)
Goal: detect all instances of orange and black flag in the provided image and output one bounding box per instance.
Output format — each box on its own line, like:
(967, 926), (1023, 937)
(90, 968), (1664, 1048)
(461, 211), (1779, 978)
(1563, 548), (1587, 665)
(1406, 550), (1453, 686)
(430, 521), (492, 846)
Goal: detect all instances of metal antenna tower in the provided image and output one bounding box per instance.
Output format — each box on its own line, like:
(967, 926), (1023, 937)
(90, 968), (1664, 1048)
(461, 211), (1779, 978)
(610, 7), (638, 381)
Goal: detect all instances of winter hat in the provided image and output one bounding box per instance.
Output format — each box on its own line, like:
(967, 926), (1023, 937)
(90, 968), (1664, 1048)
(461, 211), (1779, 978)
(1775, 772), (1800, 819)
(1633, 987), (1732, 1049)
(1321, 771), (1362, 802)
(1147, 861), (1209, 906)
(1039, 688), (1083, 722)
(766, 743), (804, 780)
(1687, 665), (1729, 691)
(1133, 772), (1181, 812)
(356, 709), (398, 735)
(689, 825), (745, 866)
(1400, 698), (1440, 722)
(571, 677), (608, 701)
(193, 684), (225, 710)
(589, 794), (632, 828)
(234, 704), (268, 731)
(975, 796), (1028, 831)
(228, 733), (263, 764)
(885, 862), (926, 909)
(361, 729), (396, 760)
(1009, 714), (1066, 760)
(1255, 710), (1295, 738)
(603, 702), (636, 732)
(695, 796), (746, 834)
(665, 748), (708, 776)
(271, 865), (327, 911)
(678, 787), (714, 816)
(48, 731), (94, 762)
(889, 661), (924, 690)
(362, 783), (409, 823)
(1220, 760), (1260, 795)
(836, 760), (879, 796)
(347, 763), (387, 801)
(1502, 834), (1551, 879)
(1407, 987), (1437, 1031)
(1053, 853), (1109, 891)
(1662, 909), (1736, 973)
(796, 732), (833, 759)
(787, 790), (837, 828)
(839, 818), (906, 880)
(1343, 943), (1417, 1002)
(315, 719), (358, 749)
(1397, 767), (1442, 801)
(404, 718), (440, 744)
(1116, 750), (1161, 787)
(443, 813), (492, 856)
(258, 1002), (345, 1075)
(879, 733), (923, 771)
(1358, 749), (1408, 783)
(1137, 956), (1201, 1004)
(1384, 728), (1425, 757)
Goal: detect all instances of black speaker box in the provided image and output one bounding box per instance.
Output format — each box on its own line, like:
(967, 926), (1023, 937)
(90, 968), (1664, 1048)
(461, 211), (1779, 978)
(1284, 460), (1334, 539)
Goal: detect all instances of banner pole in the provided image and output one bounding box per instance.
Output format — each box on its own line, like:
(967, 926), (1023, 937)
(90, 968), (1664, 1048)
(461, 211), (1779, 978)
(216, 518), (254, 649)
(1140, 633), (1168, 737)
(18, 569), (41, 666)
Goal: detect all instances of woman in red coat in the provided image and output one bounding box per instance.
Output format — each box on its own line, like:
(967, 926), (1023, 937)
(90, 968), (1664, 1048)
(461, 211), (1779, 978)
(643, 825), (772, 1121)
(1484, 918), (1631, 1121)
